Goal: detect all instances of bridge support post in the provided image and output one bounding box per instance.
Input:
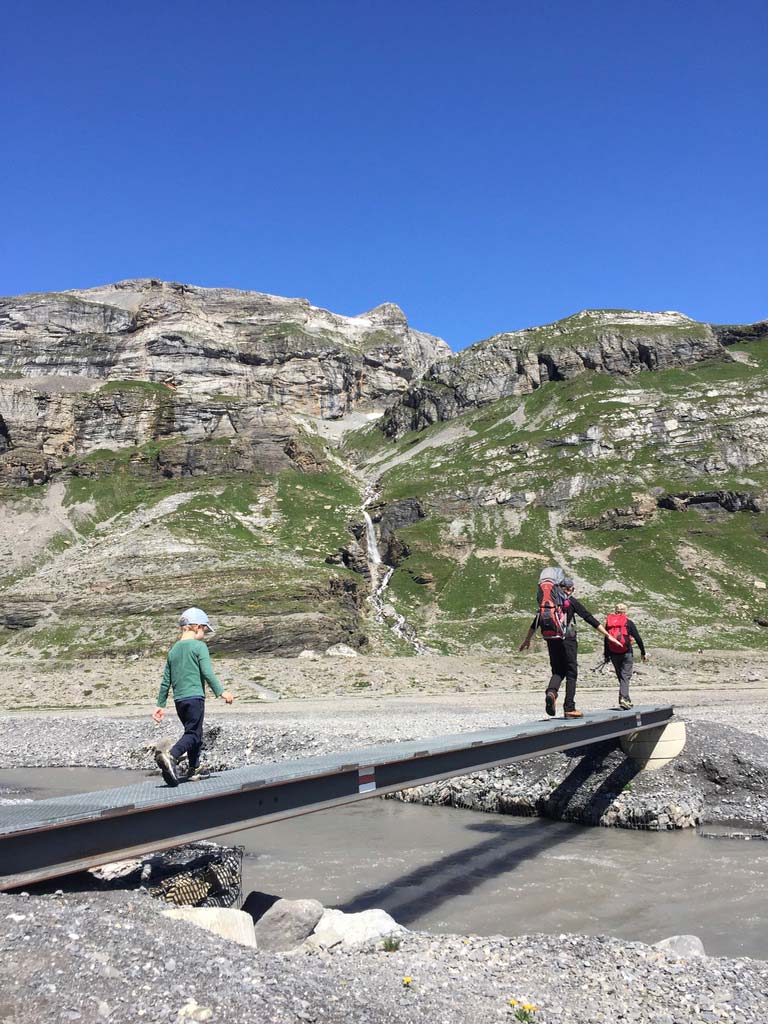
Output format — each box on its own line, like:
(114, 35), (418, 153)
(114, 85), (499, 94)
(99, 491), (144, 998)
(620, 721), (686, 770)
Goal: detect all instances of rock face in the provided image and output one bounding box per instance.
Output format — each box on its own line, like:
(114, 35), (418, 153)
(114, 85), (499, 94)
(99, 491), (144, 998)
(380, 310), (730, 438)
(0, 279), (450, 416)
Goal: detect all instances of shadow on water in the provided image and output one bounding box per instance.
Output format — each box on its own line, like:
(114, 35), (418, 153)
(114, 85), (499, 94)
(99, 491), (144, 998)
(341, 747), (643, 926)
(340, 816), (576, 925)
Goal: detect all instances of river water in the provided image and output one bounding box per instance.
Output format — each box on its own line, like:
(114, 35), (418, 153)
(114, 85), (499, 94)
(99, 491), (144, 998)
(2, 767), (767, 959)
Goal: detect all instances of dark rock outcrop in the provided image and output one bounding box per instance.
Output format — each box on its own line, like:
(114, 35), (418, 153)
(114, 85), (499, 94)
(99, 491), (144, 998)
(658, 490), (764, 513)
(713, 320), (768, 347)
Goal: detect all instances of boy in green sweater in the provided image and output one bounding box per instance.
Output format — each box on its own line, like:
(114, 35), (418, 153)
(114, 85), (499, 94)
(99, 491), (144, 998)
(152, 607), (234, 786)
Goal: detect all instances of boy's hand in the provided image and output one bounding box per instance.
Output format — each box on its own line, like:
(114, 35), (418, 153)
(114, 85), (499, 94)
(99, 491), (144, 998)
(641, 654), (648, 663)
(152, 707), (164, 723)
(221, 690), (235, 704)
(518, 639), (531, 652)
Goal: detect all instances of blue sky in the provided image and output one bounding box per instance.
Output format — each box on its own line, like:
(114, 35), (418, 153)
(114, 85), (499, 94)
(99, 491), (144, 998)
(2, 1), (765, 350)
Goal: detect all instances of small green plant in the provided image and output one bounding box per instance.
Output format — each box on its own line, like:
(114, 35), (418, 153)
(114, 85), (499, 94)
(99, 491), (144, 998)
(509, 1000), (539, 1021)
(353, 679), (371, 688)
(382, 934), (401, 952)
(624, 781), (635, 793)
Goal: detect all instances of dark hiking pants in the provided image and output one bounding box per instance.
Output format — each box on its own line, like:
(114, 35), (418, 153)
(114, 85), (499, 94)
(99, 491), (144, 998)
(545, 637), (579, 712)
(609, 652), (634, 700)
(170, 697), (205, 772)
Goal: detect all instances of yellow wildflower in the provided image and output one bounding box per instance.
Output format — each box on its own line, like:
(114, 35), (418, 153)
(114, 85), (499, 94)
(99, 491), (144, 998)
(402, 976), (412, 987)
(509, 999), (519, 1006)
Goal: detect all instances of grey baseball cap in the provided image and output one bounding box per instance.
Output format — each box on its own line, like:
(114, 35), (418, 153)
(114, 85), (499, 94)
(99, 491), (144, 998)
(561, 577), (575, 589)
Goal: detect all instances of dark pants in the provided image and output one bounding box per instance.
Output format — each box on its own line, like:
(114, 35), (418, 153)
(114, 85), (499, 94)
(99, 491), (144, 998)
(545, 637), (579, 712)
(170, 697), (205, 772)
(609, 652), (634, 700)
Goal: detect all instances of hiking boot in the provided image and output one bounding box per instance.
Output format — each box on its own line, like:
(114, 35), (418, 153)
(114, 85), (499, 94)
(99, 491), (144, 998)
(564, 709), (584, 719)
(619, 697), (633, 710)
(154, 746), (179, 787)
(545, 690), (557, 717)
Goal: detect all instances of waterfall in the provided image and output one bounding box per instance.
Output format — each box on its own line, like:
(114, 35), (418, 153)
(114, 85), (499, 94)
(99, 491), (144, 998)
(360, 491), (432, 655)
(362, 510), (381, 570)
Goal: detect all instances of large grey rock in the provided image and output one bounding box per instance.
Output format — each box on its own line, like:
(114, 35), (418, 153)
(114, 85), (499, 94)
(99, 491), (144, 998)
(162, 907), (256, 948)
(325, 643), (359, 658)
(252, 898), (324, 951)
(309, 908), (405, 948)
(654, 934), (706, 958)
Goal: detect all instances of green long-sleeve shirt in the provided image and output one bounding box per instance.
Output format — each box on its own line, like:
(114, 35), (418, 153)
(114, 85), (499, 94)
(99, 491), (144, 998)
(156, 639), (224, 707)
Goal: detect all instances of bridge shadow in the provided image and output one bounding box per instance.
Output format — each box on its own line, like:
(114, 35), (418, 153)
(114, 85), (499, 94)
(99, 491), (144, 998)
(543, 743), (642, 825)
(339, 812), (575, 925)
(340, 744), (641, 926)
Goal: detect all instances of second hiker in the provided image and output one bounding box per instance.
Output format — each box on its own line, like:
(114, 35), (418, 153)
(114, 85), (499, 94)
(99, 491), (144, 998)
(518, 569), (620, 719)
(603, 602), (647, 710)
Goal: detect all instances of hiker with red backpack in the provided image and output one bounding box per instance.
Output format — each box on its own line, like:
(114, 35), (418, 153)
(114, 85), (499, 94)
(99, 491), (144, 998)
(603, 602), (647, 710)
(518, 568), (622, 719)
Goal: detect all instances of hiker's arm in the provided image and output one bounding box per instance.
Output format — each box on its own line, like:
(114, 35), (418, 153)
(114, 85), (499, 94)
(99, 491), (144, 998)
(571, 599), (623, 647)
(518, 616), (538, 651)
(154, 660), (171, 721)
(628, 620), (647, 659)
(198, 646), (234, 702)
(569, 598), (600, 630)
(603, 635), (609, 661)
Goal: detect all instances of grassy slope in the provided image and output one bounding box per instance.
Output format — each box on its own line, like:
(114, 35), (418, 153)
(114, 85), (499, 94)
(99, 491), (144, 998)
(0, 435), (365, 659)
(344, 341), (768, 652)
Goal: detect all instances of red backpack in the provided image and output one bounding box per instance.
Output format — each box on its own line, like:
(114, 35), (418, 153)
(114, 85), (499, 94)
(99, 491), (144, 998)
(538, 579), (568, 639)
(605, 613), (631, 653)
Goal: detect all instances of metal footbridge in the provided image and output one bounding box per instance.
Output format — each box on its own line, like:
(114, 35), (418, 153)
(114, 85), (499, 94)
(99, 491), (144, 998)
(0, 705), (673, 891)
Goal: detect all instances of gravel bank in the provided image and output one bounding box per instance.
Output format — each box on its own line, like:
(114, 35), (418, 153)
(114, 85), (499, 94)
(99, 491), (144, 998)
(397, 721), (768, 832)
(2, 889), (767, 1024)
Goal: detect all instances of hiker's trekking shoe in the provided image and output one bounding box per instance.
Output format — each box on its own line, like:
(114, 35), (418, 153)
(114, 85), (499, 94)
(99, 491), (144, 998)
(619, 697), (633, 710)
(564, 709), (584, 719)
(154, 747), (179, 787)
(186, 766), (212, 782)
(545, 690), (557, 717)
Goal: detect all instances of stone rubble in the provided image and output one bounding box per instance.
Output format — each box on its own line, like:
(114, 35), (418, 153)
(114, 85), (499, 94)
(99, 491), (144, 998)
(1, 889), (767, 1024)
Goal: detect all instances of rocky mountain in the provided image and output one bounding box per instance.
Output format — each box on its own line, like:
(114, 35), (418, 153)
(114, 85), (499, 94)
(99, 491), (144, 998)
(0, 283), (766, 662)
(0, 278), (449, 409)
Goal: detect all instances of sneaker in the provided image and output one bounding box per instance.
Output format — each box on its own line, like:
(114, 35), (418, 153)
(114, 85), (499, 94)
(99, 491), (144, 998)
(545, 690), (557, 717)
(186, 766), (212, 782)
(619, 697), (633, 710)
(154, 747), (179, 787)
(564, 709), (584, 719)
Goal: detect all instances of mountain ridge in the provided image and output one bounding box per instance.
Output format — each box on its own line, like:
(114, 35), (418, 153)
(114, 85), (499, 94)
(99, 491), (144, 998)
(0, 280), (766, 661)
